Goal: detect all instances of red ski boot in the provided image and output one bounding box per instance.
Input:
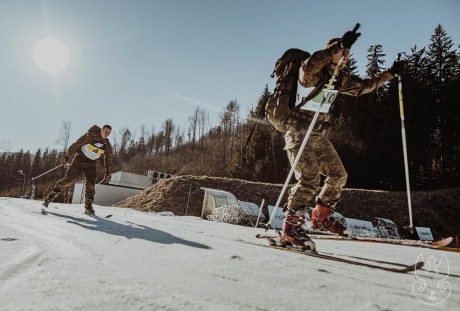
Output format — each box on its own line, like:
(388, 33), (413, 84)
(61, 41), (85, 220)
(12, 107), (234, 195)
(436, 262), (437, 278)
(311, 200), (346, 235)
(280, 208), (316, 251)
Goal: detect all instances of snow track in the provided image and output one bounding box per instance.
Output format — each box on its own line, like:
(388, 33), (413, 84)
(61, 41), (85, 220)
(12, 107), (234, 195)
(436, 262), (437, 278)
(0, 198), (458, 311)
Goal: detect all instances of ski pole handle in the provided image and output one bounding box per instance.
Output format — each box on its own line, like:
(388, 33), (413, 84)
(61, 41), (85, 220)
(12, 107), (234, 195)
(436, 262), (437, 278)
(352, 23), (361, 33)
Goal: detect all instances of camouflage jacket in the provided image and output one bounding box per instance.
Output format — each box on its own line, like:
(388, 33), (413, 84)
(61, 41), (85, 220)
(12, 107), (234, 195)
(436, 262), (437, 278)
(66, 125), (113, 173)
(284, 40), (394, 149)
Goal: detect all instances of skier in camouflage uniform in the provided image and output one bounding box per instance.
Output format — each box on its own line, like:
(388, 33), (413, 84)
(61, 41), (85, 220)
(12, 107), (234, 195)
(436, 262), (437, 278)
(279, 29), (407, 248)
(43, 125), (113, 215)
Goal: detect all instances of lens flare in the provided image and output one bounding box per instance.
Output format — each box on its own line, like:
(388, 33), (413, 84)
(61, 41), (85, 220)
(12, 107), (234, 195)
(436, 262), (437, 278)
(33, 36), (70, 75)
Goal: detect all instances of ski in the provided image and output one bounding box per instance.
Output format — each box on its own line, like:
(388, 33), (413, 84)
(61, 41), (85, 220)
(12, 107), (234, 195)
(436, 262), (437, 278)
(81, 212), (113, 219)
(253, 236), (423, 273)
(86, 213), (113, 219)
(256, 234), (452, 250)
(37, 209), (113, 219)
(308, 235), (453, 249)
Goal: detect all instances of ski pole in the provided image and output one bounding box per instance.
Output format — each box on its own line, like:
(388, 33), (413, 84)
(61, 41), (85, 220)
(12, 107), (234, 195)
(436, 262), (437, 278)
(29, 164), (67, 199)
(396, 53), (413, 231)
(80, 180), (85, 204)
(267, 23), (360, 228)
(255, 199), (265, 228)
(31, 164), (64, 182)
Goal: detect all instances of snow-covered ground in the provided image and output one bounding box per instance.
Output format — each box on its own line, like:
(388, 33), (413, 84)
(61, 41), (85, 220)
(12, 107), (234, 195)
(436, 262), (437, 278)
(0, 198), (458, 311)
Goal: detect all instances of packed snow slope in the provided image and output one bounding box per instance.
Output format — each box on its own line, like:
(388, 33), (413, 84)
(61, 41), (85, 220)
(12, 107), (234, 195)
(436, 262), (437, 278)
(1, 198), (459, 311)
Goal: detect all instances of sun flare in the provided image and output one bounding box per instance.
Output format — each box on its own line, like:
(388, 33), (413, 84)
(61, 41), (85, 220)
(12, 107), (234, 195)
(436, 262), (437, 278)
(32, 36), (70, 75)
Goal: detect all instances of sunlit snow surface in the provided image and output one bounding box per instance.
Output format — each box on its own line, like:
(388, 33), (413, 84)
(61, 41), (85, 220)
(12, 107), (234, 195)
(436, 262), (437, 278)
(0, 198), (458, 311)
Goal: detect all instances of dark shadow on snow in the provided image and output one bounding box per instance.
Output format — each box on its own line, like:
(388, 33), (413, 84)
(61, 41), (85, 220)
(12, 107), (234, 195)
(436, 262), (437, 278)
(46, 211), (211, 250)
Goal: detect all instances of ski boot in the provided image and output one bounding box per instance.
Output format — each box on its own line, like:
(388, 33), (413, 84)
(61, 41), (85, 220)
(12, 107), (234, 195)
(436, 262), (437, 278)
(280, 208), (316, 251)
(84, 198), (95, 216)
(42, 188), (60, 208)
(311, 199), (346, 235)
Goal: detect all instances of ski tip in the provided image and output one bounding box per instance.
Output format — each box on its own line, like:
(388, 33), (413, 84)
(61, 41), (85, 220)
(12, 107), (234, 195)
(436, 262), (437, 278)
(105, 214), (113, 219)
(432, 236), (453, 247)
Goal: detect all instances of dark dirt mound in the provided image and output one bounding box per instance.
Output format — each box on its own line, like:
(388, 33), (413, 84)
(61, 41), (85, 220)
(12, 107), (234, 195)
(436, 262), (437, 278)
(114, 175), (460, 241)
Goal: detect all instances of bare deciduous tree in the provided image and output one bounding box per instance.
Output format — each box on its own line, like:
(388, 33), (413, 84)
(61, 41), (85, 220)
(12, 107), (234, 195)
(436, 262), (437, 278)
(188, 106), (199, 157)
(197, 106), (209, 149)
(55, 121), (72, 153)
(163, 119), (175, 158)
(1, 140), (13, 174)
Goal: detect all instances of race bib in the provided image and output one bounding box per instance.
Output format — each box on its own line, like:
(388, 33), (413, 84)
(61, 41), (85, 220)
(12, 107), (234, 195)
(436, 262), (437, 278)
(81, 143), (105, 160)
(295, 81), (338, 113)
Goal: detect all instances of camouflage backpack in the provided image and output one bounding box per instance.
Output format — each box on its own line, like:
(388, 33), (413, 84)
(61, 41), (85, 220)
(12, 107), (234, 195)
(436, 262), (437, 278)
(87, 125), (101, 138)
(265, 49), (311, 132)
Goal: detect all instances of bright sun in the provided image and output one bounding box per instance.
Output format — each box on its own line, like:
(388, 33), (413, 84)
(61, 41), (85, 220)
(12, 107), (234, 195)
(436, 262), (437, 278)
(32, 36), (70, 75)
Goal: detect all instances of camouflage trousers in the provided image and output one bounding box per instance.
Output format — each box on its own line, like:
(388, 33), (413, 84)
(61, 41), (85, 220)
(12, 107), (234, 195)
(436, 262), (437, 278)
(285, 130), (347, 210)
(54, 159), (97, 201)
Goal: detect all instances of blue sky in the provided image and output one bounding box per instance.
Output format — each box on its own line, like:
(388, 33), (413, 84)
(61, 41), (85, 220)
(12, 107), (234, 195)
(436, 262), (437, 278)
(1, 0), (459, 153)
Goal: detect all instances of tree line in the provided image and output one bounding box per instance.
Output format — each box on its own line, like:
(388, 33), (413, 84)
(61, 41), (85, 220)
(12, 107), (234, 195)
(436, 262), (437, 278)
(1, 24), (459, 198)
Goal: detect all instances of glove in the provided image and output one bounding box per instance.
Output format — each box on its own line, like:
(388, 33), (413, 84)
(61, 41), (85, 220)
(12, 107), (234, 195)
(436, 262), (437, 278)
(389, 60), (408, 76)
(340, 30), (361, 49)
(103, 173), (111, 183)
(60, 156), (69, 165)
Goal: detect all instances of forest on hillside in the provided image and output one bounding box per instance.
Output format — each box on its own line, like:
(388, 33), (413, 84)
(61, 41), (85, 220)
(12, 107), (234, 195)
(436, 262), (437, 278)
(1, 25), (459, 198)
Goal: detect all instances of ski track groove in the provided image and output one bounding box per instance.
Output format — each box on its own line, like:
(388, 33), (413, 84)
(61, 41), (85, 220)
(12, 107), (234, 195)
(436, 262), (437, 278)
(0, 246), (43, 282)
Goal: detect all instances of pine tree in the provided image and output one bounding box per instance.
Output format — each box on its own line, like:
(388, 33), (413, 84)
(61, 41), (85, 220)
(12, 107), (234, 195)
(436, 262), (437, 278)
(30, 149), (42, 179)
(120, 128), (132, 161)
(401, 46), (432, 183)
(362, 44), (388, 139)
(239, 85), (288, 182)
(426, 25), (458, 180)
(427, 25), (456, 88)
(343, 54), (359, 75)
(366, 44), (387, 99)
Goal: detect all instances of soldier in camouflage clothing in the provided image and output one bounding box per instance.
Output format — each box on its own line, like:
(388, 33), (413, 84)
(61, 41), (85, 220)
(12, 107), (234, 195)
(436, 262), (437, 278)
(43, 125), (113, 215)
(278, 29), (407, 248)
